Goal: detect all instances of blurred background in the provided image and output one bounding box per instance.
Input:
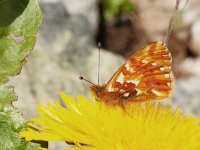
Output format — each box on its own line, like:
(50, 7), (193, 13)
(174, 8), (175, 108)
(8, 0), (200, 148)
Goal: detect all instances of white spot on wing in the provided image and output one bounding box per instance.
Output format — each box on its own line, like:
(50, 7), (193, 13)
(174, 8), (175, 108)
(135, 89), (142, 95)
(164, 74), (170, 78)
(167, 82), (170, 87)
(125, 63), (134, 73)
(142, 60), (148, 64)
(160, 67), (165, 71)
(127, 79), (140, 85)
(116, 73), (124, 84)
(123, 93), (129, 97)
(151, 62), (157, 66)
(130, 68), (134, 73)
(114, 88), (118, 91)
(108, 85), (114, 92)
(157, 41), (162, 46)
(119, 89), (125, 93)
(151, 89), (162, 96)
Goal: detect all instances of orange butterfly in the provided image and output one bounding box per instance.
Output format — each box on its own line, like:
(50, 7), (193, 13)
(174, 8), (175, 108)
(89, 42), (173, 106)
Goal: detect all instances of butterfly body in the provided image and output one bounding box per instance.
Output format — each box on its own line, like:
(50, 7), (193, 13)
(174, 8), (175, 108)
(91, 42), (173, 106)
(91, 84), (143, 106)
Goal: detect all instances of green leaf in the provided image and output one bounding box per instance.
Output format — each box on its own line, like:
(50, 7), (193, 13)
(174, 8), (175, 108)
(0, 86), (16, 103)
(101, 0), (135, 21)
(0, 0), (42, 149)
(0, 86), (40, 149)
(0, 0), (42, 84)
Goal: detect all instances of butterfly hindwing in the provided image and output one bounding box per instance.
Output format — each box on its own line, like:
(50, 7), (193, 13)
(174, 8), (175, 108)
(105, 42), (173, 102)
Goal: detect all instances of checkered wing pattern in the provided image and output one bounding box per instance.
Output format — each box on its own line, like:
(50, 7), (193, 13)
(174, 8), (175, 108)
(105, 42), (173, 102)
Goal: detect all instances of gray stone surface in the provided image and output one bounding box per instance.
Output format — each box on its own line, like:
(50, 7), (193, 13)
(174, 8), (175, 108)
(39, 0), (99, 34)
(173, 76), (200, 116)
(170, 58), (200, 116)
(189, 20), (200, 55)
(135, 0), (176, 41)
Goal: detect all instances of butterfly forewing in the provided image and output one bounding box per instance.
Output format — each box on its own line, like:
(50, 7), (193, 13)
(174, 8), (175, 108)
(105, 42), (173, 102)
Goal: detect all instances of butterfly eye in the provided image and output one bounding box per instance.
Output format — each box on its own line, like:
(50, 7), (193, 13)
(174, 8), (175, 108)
(96, 86), (103, 94)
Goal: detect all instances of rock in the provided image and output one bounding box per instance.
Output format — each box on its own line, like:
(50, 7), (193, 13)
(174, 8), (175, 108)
(36, 1), (94, 55)
(162, 57), (200, 116)
(183, 0), (200, 26)
(63, 0), (99, 34)
(39, 0), (99, 35)
(134, 0), (176, 41)
(189, 20), (200, 55)
(181, 0), (200, 56)
(173, 76), (200, 116)
(178, 58), (200, 76)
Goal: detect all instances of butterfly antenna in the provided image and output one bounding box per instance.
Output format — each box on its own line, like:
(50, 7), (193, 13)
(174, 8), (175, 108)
(98, 42), (101, 86)
(79, 76), (96, 86)
(164, 0), (181, 45)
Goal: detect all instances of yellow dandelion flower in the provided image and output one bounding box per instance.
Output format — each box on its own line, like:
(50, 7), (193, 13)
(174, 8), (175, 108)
(39, 148), (48, 150)
(20, 92), (200, 150)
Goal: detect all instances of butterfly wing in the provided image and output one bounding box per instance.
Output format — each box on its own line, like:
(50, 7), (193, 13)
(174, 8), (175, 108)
(105, 42), (173, 102)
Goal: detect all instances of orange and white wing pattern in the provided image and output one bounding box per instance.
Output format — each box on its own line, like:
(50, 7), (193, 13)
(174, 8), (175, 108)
(105, 42), (173, 102)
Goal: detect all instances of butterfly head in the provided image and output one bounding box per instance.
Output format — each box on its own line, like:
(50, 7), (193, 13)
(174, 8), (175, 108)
(90, 84), (105, 101)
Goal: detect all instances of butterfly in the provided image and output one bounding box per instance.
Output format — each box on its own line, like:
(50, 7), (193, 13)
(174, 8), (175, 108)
(90, 41), (173, 106)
